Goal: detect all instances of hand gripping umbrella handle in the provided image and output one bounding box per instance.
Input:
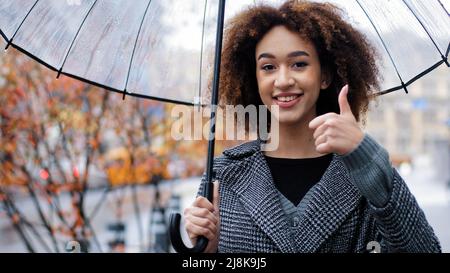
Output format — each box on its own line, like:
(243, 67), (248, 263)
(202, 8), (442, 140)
(170, 213), (208, 253)
(168, 0), (225, 254)
(169, 214), (209, 253)
(169, 181), (213, 253)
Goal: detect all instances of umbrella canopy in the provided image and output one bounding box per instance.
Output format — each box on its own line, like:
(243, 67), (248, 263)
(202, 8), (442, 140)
(1, 0), (448, 105)
(0, 0), (221, 105)
(316, 0), (450, 94)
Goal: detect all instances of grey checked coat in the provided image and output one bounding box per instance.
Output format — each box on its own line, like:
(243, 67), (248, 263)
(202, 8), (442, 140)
(197, 139), (441, 253)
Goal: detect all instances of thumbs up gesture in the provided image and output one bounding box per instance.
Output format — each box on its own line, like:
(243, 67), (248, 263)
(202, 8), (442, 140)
(308, 85), (364, 156)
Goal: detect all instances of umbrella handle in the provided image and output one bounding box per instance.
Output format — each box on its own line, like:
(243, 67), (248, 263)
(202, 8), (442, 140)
(169, 181), (213, 253)
(169, 213), (209, 253)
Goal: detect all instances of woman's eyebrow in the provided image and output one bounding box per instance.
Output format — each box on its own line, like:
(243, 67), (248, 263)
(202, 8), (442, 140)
(287, 51), (310, 58)
(257, 53), (276, 60)
(257, 51), (310, 60)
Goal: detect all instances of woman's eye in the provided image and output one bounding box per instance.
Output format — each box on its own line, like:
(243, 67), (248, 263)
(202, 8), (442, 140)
(293, 62), (307, 68)
(262, 64), (275, 71)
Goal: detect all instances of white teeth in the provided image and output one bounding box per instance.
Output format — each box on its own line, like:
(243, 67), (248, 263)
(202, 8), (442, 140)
(277, 95), (298, 102)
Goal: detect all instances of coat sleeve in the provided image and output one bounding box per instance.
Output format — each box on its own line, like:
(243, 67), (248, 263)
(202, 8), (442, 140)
(368, 170), (441, 253)
(340, 134), (441, 253)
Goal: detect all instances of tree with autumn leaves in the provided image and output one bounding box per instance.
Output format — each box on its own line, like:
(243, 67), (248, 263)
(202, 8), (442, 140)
(0, 48), (209, 252)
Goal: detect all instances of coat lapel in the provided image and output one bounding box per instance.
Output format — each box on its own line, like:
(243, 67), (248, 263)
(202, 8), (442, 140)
(217, 141), (296, 253)
(292, 156), (362, 252)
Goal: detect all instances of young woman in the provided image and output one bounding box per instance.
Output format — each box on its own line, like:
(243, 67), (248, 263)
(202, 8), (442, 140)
(184, 0), (441, 253)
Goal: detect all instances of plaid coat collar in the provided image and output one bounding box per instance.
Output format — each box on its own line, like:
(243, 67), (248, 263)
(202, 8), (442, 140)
(216, 140), (362, 253)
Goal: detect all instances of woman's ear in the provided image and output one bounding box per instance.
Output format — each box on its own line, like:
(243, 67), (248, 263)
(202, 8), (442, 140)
(320, 68), (332, 90)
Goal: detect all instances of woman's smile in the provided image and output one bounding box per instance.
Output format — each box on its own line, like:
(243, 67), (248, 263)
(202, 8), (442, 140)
(272, 92), (304, 109)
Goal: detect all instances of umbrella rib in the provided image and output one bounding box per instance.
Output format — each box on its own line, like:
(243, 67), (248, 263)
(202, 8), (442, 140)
(0, 29), (8, 43)
(197, 0), (209, 109)
(437, 0), (449, 15)
(447, 42), (450, 58)
(5, 0), (40, 50)
(123, 0), (153, 100)
(404, 59), (446, 86)
(56, 0), (99, 79)
(355, 0), (409, 94)
(375, 59), (445, 96)
(402, 0), (449, 66)
(53, 69), (198, 105)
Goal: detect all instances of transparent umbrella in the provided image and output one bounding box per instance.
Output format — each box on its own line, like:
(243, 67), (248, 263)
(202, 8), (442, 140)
(1, 0), (449, 253)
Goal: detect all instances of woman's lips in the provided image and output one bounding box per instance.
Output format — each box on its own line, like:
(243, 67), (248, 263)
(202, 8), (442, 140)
(272, 94), (303, 109)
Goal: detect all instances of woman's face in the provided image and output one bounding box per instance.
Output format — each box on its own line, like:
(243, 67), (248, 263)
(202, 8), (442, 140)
(255, 25), (330, 126)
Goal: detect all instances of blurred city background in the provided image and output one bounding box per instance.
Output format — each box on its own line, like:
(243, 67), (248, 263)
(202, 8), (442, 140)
(1, 1), (449, 253)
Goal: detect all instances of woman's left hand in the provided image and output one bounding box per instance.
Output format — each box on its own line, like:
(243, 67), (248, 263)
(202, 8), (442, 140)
(309, 85), (364, 156)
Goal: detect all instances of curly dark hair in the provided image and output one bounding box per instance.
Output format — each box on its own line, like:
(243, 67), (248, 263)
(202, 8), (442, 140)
(217, 0), (380, 123)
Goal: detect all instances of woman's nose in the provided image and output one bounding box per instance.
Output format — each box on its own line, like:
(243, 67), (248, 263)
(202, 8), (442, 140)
(274, 67), (294, 89)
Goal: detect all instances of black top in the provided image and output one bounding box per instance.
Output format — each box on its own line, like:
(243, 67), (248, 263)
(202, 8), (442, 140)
(264, 154), (333, 206)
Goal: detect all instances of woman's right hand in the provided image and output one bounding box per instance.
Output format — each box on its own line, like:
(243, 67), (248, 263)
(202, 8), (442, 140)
(184, 181), (220, 253)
